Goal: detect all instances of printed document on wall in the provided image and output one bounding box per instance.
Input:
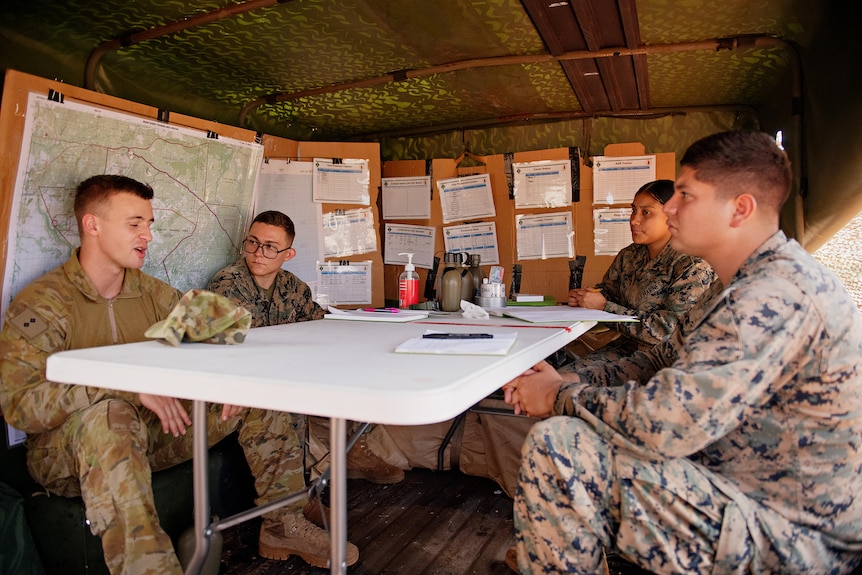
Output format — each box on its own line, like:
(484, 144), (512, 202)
(437, 174), (496, 223)
(312, 158), (370, 204)
(322, 207), (378, 257)
(592, 155), (655, 205)
(382, 176), (431, 219)
(593, 208), (632, 255)
(257, 160), (324, 284)
(315, 260), (372, 305)
(515, 212), (574, 260)
(384, 224), (435, 269)
(443, 222), (500, 265)
(512, 160), (572, 208)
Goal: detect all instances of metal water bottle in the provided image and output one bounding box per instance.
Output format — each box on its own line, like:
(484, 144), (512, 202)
(459, 255), (474, 303)
(468, 253), (485, 300)
(439, 252), (463, 312)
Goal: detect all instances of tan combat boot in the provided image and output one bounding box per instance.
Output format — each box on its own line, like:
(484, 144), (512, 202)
(258, 512), (359, 568)
(302, 497), (328, 528)
(346, 433), (405, 484)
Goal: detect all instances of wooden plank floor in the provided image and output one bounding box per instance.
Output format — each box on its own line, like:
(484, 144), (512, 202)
(217, 468), (652, 575)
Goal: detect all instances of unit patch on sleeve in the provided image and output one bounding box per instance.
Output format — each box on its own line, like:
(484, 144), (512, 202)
(8, 306), (49, 339)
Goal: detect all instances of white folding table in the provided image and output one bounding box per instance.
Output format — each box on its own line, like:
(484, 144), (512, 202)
(46, 315), (595, 574)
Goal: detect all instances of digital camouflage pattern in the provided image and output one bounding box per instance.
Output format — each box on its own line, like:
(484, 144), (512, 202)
(590, 242), (715, 359)
(144, 288), (252, 346)
(207, 257), (390, 480)
(0, 252), (306, 575)
(514, 232), (862, 574)
(206, 260), (325, 328)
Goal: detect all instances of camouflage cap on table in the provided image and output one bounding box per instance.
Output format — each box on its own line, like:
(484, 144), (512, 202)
(145, 289), (252, 347)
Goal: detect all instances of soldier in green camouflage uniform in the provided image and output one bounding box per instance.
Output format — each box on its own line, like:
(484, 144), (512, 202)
(568, 180), (716, 361)
(207, 210), (402, 564)
(504, 132), (862, 574)
(206, 215), (326, 329)
(0, 176), (325, 575)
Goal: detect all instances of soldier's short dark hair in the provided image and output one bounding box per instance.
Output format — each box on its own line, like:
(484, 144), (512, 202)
(680, 131), (792, 215)
(251, 210), (296, 244)
(74, 175), (154, 227)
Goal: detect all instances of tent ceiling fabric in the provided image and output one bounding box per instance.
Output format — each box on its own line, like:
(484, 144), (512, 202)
(0, 0), (815, 142)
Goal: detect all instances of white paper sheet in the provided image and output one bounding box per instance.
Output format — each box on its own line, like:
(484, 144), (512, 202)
(315, 260), (372, 305)
(324, 306), (430, 322)
(322, 207), (378, 257)
(512, 160), (573, 208)
(384, 223), (436, 269)
(257, 160), (324, 284)
(394, 330), (518, 355)
(382, 176), (431, 219)
(312, 158), (370, 204)
(503, 307), (637, 323)
(515, 212), (574, 260)
(592, 155), (656, 205)
(442, 221), (500, 265)
(437, 173), (496, 223)
(593, 208), (632, 255)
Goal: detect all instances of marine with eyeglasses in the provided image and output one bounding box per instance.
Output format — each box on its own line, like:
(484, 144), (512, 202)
(208, 210), (322, 327)
(206, 209), (404, 567)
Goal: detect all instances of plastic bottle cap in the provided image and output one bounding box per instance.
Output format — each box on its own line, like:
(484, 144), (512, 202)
(398, 252), (415, 271)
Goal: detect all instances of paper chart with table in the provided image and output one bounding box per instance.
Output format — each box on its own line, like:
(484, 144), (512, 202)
(395, 330), (518, 355)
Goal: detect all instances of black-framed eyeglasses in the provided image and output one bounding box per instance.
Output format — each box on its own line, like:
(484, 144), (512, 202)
(243, 238), (292, 259)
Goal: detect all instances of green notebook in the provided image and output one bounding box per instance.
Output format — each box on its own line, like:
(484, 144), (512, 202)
(505, 295), (557, 306)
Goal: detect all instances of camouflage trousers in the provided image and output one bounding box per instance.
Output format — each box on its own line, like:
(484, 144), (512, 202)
(26, 398), (306, 575)
(513, 416), (860, 575)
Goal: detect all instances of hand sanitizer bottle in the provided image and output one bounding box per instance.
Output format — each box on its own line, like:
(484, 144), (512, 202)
(398, 252), (419, 308)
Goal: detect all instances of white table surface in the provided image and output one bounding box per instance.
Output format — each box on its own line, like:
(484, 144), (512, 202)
(47, 316), (596, 425)
(46, 314), (595, 574)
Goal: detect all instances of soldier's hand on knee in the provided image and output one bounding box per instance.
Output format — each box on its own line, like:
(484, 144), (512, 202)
(508, 360), (563, 418)
(140, 393), (191, 436)
(503, 364), (540, 414)
(220, 404), (245, 420)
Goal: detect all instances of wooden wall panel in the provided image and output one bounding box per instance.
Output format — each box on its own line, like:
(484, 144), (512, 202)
(381, 143), (676, 306)
(295, 140), (384, 308)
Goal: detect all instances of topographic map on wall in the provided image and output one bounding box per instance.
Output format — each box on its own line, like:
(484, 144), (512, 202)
(2, 93), (263, 317)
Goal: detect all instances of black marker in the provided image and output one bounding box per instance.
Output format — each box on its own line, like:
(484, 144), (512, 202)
(422, 333), (493, 339)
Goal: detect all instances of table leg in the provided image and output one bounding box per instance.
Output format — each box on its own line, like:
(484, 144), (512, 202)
(330, 417), (347, 575)
(184, 400), (212, 575)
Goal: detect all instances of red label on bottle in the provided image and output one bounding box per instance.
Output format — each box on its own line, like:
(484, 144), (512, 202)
(399, 279), (419, 307)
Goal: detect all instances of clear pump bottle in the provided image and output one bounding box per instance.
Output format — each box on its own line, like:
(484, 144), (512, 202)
(398, 252), (419, 308)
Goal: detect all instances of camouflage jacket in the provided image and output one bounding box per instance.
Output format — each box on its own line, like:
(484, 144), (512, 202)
(206, 261), (324, 327)
(596, 242), (716, 351)
(558, 231), (862, 543)
(0, 251), (180, 434)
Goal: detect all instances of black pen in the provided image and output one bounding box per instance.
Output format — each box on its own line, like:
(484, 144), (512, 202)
(422, 333), (493, 339)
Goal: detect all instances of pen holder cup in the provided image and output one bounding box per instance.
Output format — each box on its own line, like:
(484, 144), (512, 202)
(476, 296), (507, 309)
